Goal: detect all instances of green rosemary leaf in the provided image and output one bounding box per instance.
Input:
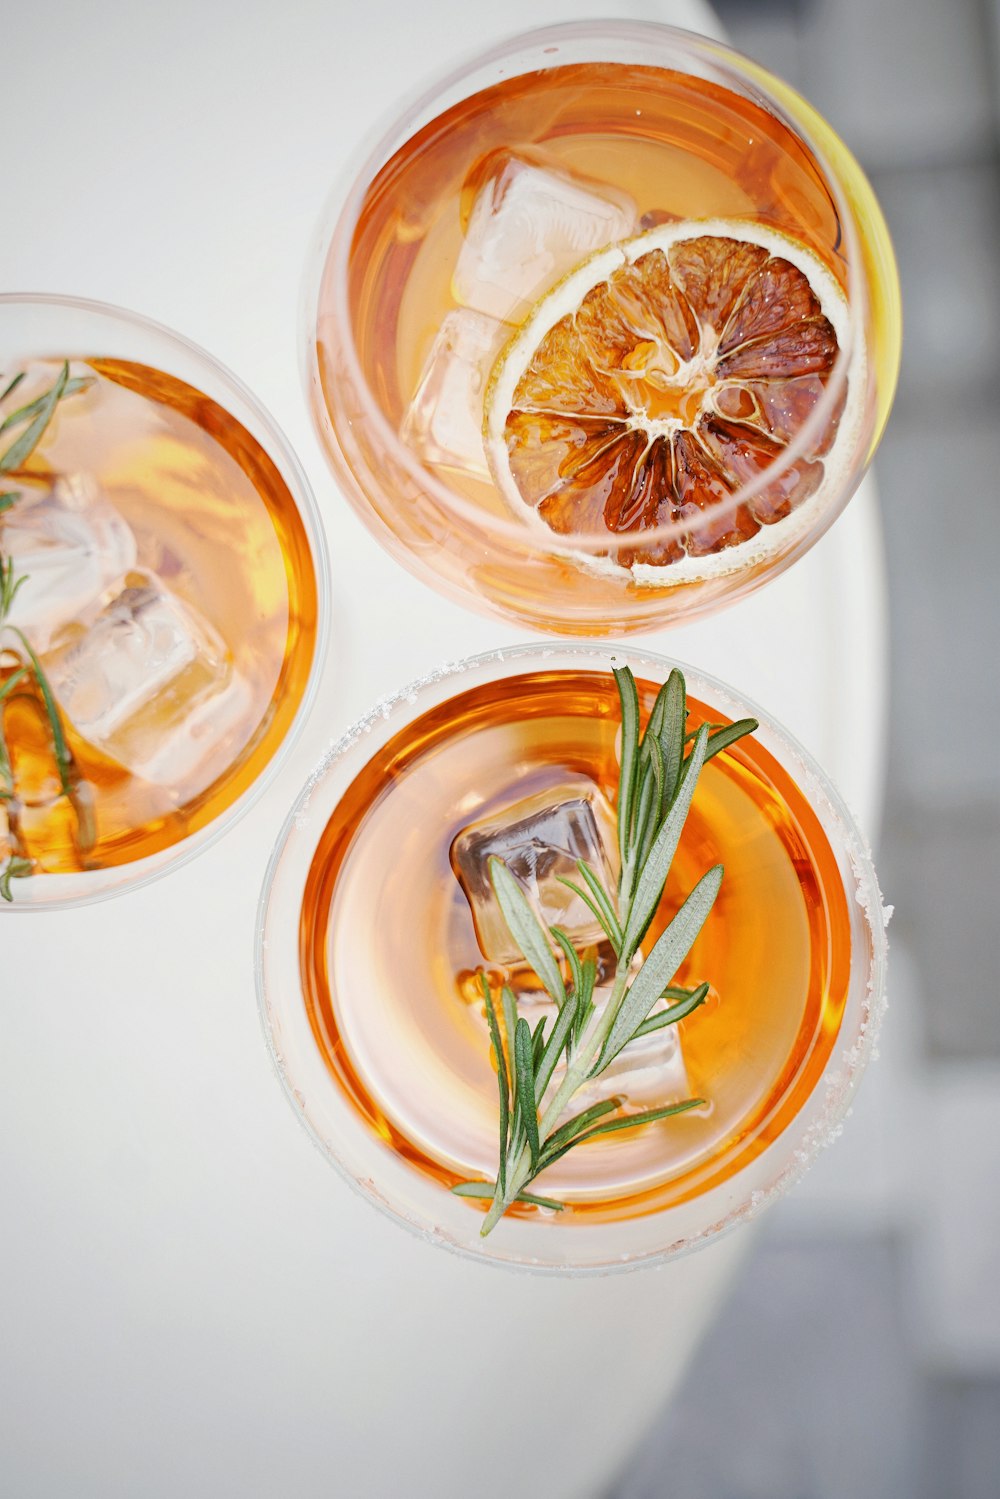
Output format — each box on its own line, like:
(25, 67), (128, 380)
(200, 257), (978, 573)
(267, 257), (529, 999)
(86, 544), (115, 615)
(551, 925), (583, 1002)
(551, 926), (587, 1054)
(654, 669), (686, 810)
(451, 1181), (495, 1199)
(554, 878), (608, 949)
(0, 362), (69, 474)
(619, 723), (710, 964)
(500, 984), (526, 1162)
(531, 1016), (547, 1070)
(0, 373), (91, 443)
(575, 956), (597, 1040)
(0, 492), (18, 513)
(481, 976), (509, 1197)
(0, 374), (90, 440)
(571, 859), (624, 952)
(704, 718), (759, 763)
(0, 713), (11, 784)
(631, 982), (711, 1039)
(452, 1187), (563, 1211)
(570, 1097), (704, 1144)
(514, 1190), (564, 1211)
(613, 664), (640, 866)
(539, 1098), (621, 1163)
(9, 627), (73, 798)
(534, 983), (578, 1103)
(0, 855), (33, 902)
(500, 984), (518, 1058)
(0, 558), (28, 620)
(624, 755), (658, 904)
(514, 1017), (540, 1168)
(638, 738), (665, 869)
(661, 984), (702, 1000)
(597, 863), (723, 1073)
(489, 855), (566, 1009)
(645, 679), (667, 746)
(0, 372), (26, 404)
(452, 1182), (564, 1211)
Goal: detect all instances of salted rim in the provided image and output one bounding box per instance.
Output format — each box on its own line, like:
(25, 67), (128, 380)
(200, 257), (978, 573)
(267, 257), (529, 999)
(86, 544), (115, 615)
(484, 218), (867, 586)
(256, 642), (890, 1275)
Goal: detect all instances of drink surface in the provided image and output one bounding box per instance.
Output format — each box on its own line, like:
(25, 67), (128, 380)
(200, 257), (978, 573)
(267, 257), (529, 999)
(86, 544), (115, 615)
(316, 59), (887, 630)
(300, 670), (851, 1225)
(0, 359), (318, 875)
(347, 62), (848, 442)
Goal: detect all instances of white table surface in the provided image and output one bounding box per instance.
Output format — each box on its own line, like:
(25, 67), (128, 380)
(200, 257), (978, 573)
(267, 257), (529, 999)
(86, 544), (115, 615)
(1, 2), (888, 1496)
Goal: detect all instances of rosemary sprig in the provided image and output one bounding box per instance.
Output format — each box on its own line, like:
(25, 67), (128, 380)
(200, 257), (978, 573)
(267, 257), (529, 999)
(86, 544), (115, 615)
(0, 363), (94, 899)
(453, 665), (758, 1235)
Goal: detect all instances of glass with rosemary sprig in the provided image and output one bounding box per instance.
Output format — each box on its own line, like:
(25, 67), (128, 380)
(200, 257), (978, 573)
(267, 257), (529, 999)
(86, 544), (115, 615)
(256, 642), (887, 1273)
(0, 294), (329, 908)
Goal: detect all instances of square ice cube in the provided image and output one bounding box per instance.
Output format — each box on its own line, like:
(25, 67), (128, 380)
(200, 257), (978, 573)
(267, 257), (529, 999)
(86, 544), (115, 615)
(524, 987), (692, 1114)
(1, 474), (137, 651)
(593, 1017), (690, 1110)
(476, 982), (690, 1116)
(453, 149), (637, 323)
(451, 779), (618, 966)
(43, 571), (251, 788)
(46, 573), (202, 737)
(401, 309), (507, 477)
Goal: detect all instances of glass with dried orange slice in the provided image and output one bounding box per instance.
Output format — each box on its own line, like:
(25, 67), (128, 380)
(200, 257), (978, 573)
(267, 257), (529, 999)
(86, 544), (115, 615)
(309, 21), (901, 635)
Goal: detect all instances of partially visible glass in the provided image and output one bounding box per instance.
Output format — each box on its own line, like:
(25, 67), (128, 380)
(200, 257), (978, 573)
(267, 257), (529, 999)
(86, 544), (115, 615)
(307, 21), (901, 636)
(256, 644), (887, 1274)
(0, 295), (329, 909)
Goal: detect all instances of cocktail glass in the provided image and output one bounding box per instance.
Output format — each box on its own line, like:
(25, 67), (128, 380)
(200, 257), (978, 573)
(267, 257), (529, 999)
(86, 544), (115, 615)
(0, 294), (329, 908)
(307, 21), (901, 635)
(256, 643), (886, 1273)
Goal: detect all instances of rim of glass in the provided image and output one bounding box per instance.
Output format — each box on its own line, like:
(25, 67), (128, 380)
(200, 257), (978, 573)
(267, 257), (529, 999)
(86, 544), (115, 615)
(0, 290), (331, 911)
(255, 641), (888, 1274)
(309, 19), (866, 556)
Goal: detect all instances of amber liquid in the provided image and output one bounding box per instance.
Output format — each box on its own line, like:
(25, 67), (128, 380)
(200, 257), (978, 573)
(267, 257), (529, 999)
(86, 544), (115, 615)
(1, 359), (319, 874)
(341, 62), (850, 518)
(300, 671), (851, 1226)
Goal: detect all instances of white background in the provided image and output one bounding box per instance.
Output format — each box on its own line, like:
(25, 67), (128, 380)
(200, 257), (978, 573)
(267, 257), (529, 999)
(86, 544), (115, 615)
(1, 2), (886, 1495)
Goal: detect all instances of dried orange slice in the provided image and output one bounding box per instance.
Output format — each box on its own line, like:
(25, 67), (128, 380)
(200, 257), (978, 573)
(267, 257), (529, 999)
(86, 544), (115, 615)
(484, 219), (864, 580)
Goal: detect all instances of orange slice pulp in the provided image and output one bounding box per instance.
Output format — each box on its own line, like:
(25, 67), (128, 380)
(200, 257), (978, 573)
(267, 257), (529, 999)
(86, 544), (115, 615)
(484, 220), (864, 581)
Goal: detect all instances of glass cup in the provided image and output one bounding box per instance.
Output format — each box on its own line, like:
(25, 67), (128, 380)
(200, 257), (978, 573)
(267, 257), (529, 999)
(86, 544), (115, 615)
(0, 294), (329, 908)
(307, 20), (901, 636)
(256, 643), (887, 1273)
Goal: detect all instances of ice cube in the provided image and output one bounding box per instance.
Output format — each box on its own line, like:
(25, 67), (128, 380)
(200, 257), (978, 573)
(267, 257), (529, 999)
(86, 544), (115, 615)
(1, 475), (137, 652)
(451, 779), (618, 966)
(453, 149), (637, 322)
(401, 309), (507, 477)
(534, 986), (691, 1113)
(43, 571), (252, 787)
(472, 978), (690, 1116)
(588, 1014), (690, 1110)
